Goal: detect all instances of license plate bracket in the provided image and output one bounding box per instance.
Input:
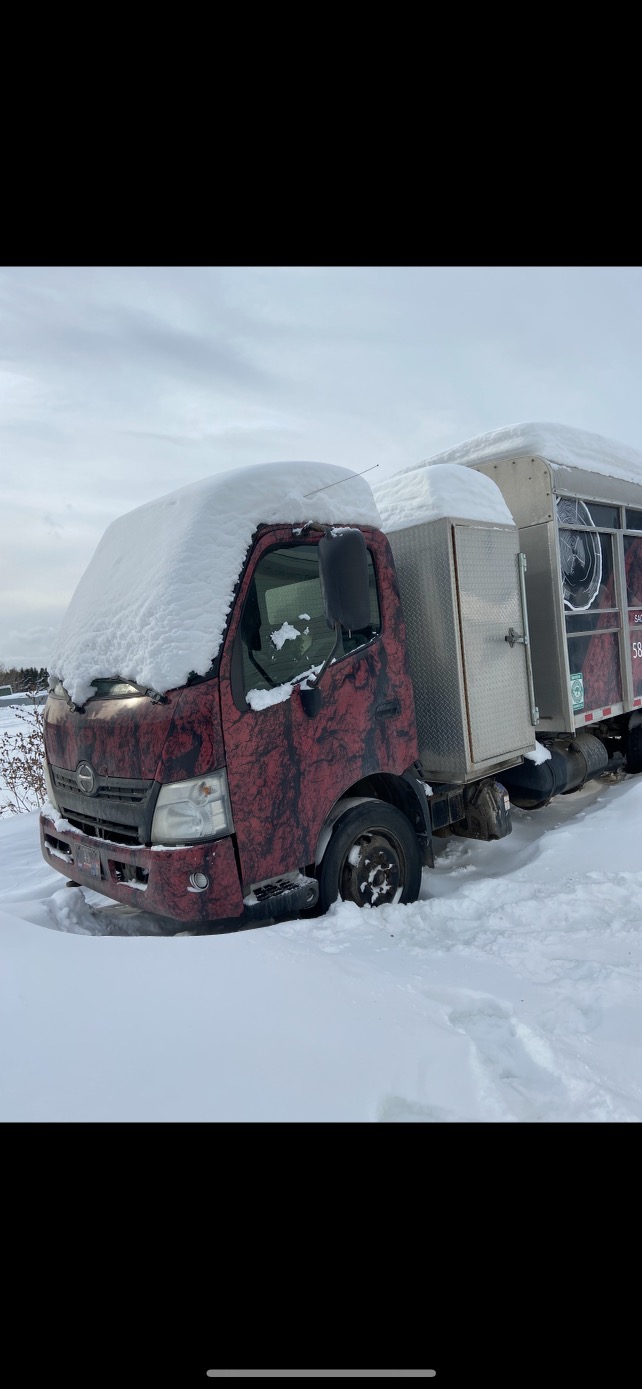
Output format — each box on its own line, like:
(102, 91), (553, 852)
(76, 844), (102, 879)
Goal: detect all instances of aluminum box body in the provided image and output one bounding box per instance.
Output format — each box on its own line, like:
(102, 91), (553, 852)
(470, 454), (642, 732)
(388, 516), (536, 783)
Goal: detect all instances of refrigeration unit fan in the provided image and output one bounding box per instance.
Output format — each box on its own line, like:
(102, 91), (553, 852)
(556, 497), (602, 611)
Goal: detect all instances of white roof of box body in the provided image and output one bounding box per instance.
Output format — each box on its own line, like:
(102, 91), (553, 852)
(414, 421), (642, 488)
(50, 462), (381, 706)
(374, 462), (514, 533)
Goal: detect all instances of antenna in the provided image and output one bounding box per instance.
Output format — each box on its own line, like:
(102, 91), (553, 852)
(303, 464), (379, 499)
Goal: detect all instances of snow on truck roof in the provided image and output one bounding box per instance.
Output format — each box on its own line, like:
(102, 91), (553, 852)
(414, 421), (642, 488)
(50, 461), (381, 706)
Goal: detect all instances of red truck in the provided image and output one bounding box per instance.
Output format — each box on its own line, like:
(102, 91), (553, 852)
(40, 440), (641, 928)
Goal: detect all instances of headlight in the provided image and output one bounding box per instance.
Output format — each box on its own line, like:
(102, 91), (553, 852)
(43, 759), (59, 814)
(151, 770), (234, 845)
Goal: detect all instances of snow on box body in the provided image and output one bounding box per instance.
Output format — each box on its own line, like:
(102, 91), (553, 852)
(412, 421), (642, 488)
(373, 461), (514, 532)
(374, 464), (536, 783)
(49, 462), (381, 707)
(413, 423), (642, 735)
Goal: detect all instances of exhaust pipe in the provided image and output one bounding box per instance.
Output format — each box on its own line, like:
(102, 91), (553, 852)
(500, 733), (609, 810)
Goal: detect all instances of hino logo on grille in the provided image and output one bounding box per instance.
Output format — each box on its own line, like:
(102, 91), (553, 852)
(76, 762), (96, 795)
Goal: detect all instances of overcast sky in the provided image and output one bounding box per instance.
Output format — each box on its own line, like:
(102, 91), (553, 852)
(2, 264), (642, 668)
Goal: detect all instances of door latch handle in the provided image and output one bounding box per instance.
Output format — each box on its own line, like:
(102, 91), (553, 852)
(505, 627), (525, 647)
(375, 698), (401, 719)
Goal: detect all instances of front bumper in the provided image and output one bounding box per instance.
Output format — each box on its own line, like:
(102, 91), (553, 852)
(40, 812), (245, 923)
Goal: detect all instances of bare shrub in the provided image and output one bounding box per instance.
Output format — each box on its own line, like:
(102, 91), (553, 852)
(0, 698), (47, 815)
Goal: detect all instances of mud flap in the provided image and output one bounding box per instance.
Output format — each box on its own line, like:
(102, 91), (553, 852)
(626, 719), (642, 775)
(453, 779), (512, 841)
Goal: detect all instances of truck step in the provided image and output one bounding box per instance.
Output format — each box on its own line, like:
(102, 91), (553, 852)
(243, 873), (319, 921)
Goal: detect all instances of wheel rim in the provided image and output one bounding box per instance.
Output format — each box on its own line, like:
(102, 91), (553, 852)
(338, 828), (407, 907)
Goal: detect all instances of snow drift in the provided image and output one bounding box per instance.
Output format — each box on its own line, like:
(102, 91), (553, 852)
(3, 765), (642, 1121)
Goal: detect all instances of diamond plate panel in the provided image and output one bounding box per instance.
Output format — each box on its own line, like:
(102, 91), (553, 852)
(389, 517), (534, 780)
(453, 525), (534, 763)
(388, 518), (469, 779)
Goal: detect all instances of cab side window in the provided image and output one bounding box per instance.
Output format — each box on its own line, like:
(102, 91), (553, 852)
(241, 543), (380, 696)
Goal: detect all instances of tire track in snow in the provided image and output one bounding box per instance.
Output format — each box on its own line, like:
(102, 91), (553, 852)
(446, 998), (641, 1122)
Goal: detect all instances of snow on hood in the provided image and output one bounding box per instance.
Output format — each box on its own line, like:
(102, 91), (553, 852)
(413, 421), (642, 487)
(374, 462), (514, 532)
(49, 461), (381, 706)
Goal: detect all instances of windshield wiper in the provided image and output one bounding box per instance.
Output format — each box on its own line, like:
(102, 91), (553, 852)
(88, 678), (168, 704)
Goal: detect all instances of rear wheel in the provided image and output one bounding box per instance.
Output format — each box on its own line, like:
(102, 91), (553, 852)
(318, 800), (422, 914)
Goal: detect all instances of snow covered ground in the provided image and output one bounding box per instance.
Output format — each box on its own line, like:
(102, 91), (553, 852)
(2, 704), (642, 1121)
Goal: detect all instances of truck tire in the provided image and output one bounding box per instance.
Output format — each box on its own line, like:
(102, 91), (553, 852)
(318, 800), (422, 914)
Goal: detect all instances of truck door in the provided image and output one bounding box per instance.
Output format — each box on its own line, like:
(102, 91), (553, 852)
(218, 528), (415, 893)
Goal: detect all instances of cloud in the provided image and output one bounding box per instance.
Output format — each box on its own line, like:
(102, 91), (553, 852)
(3, 265), (642, 665)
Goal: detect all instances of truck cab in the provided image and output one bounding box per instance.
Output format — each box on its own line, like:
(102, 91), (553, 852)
(41, 465), (426, 924)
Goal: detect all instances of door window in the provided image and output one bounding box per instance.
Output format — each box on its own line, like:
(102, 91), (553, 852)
(240, 543), (380, 698)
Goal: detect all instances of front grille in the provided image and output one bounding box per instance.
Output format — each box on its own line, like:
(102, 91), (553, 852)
(52, 769), (151, 802)
(51, 766), (158, 845)
(63, 815), (141, 845)
(95, 783), (149, 803)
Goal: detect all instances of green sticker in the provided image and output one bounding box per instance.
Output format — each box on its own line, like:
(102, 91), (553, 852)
(570, 672), (584, 711)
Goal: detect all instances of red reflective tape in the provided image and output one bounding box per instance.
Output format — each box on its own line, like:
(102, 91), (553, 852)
(602, 707), (612, 716)
(635, 698), (642, 707)
(585, 713), (594, 722)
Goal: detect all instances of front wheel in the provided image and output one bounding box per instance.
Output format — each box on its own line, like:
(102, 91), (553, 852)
(318, 800), (422, 914)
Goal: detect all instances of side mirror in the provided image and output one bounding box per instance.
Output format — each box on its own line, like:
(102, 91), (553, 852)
(318, 527), (370, 631)
(299, 529), (370, 718)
